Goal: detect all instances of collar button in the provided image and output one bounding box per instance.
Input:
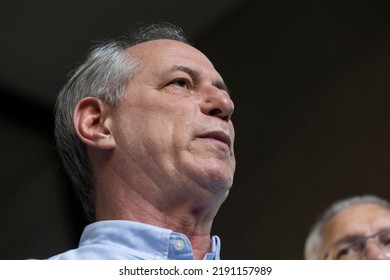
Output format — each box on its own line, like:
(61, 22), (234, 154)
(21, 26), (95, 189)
(173, 239), (185, 251)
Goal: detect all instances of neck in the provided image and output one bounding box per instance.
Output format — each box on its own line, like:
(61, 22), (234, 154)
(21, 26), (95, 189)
(94, 169), (227, 259)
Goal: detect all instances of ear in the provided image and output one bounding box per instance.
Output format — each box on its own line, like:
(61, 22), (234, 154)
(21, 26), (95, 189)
(73, 97), (115, 150)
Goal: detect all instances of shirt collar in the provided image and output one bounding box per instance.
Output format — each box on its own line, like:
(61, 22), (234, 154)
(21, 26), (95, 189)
(79, 220), (221, 260)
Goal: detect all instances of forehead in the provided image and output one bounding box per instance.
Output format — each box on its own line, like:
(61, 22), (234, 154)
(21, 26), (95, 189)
(126, 39), (220, 78)
(321, 203), (390, 250)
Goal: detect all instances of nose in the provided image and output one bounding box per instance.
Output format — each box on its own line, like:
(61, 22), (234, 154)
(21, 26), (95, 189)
(200, 86), (234, 122)
(364, 239), (389, 260)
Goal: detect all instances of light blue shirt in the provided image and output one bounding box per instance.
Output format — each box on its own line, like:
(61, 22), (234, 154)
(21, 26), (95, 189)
(49, 220), (221, 260)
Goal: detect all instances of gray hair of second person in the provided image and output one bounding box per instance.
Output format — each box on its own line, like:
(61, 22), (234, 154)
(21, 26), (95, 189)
(54, 23), (190, 222)
(304, 194), (390, 259)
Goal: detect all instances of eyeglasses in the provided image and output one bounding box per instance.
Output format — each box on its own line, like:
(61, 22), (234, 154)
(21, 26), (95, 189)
(324, 228), (390, 260)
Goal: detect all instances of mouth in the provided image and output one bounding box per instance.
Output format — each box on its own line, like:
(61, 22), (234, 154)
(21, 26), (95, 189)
(198, 131), (232, 149)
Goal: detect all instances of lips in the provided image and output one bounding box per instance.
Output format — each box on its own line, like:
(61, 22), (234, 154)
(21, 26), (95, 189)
(198, 131), (232, 148)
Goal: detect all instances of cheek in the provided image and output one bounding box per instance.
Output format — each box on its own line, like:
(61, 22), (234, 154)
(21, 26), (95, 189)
(171, 121), (193, 152)
(114, 96), (197, 152)
(141, 116), (187, 158)
(229, 123), (235, 145)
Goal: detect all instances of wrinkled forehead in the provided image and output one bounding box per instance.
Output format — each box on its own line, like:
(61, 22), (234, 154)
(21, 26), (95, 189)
(126, 39), (207, 59)
(125, 39), (222, 79)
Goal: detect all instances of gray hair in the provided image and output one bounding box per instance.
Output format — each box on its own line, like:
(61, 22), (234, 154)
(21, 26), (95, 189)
(54, 23), (190, 222)
(304, 194), (390, 259)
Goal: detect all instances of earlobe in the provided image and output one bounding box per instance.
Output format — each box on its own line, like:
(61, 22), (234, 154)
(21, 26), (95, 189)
(73, 97), (115, 149)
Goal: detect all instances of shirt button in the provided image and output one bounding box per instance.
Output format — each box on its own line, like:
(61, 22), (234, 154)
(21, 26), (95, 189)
(174, 239), (185, 251)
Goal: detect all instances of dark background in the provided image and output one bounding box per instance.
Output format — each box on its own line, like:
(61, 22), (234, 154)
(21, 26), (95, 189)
(1, 0), (389, 259)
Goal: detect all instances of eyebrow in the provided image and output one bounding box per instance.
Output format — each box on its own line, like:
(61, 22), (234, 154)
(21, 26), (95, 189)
(335, 228), (390, 245)
(334, 235), (364, 245)
(169, 65), (230, 94)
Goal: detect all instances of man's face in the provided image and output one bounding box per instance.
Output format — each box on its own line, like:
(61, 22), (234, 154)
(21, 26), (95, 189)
(320, 203), (390, 259)
(109, 39), (235, 199)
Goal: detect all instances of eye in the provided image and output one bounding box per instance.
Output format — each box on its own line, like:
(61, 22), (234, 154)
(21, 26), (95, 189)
(335, 245), (360, 260)
(379, 233), (390, 246)
(169, 78), (191, 89)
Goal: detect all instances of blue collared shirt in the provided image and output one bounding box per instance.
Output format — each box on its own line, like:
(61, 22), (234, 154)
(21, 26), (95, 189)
(49, 220), (221, 260)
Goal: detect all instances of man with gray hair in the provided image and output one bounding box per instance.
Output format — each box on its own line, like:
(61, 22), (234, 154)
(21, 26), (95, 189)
(49, 22), (235, 260)
(304, 195), (390, 260)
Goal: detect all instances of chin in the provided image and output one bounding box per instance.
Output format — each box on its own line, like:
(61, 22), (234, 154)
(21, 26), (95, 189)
(184, 156), (235, 190)
(203, 170), (234, 193)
